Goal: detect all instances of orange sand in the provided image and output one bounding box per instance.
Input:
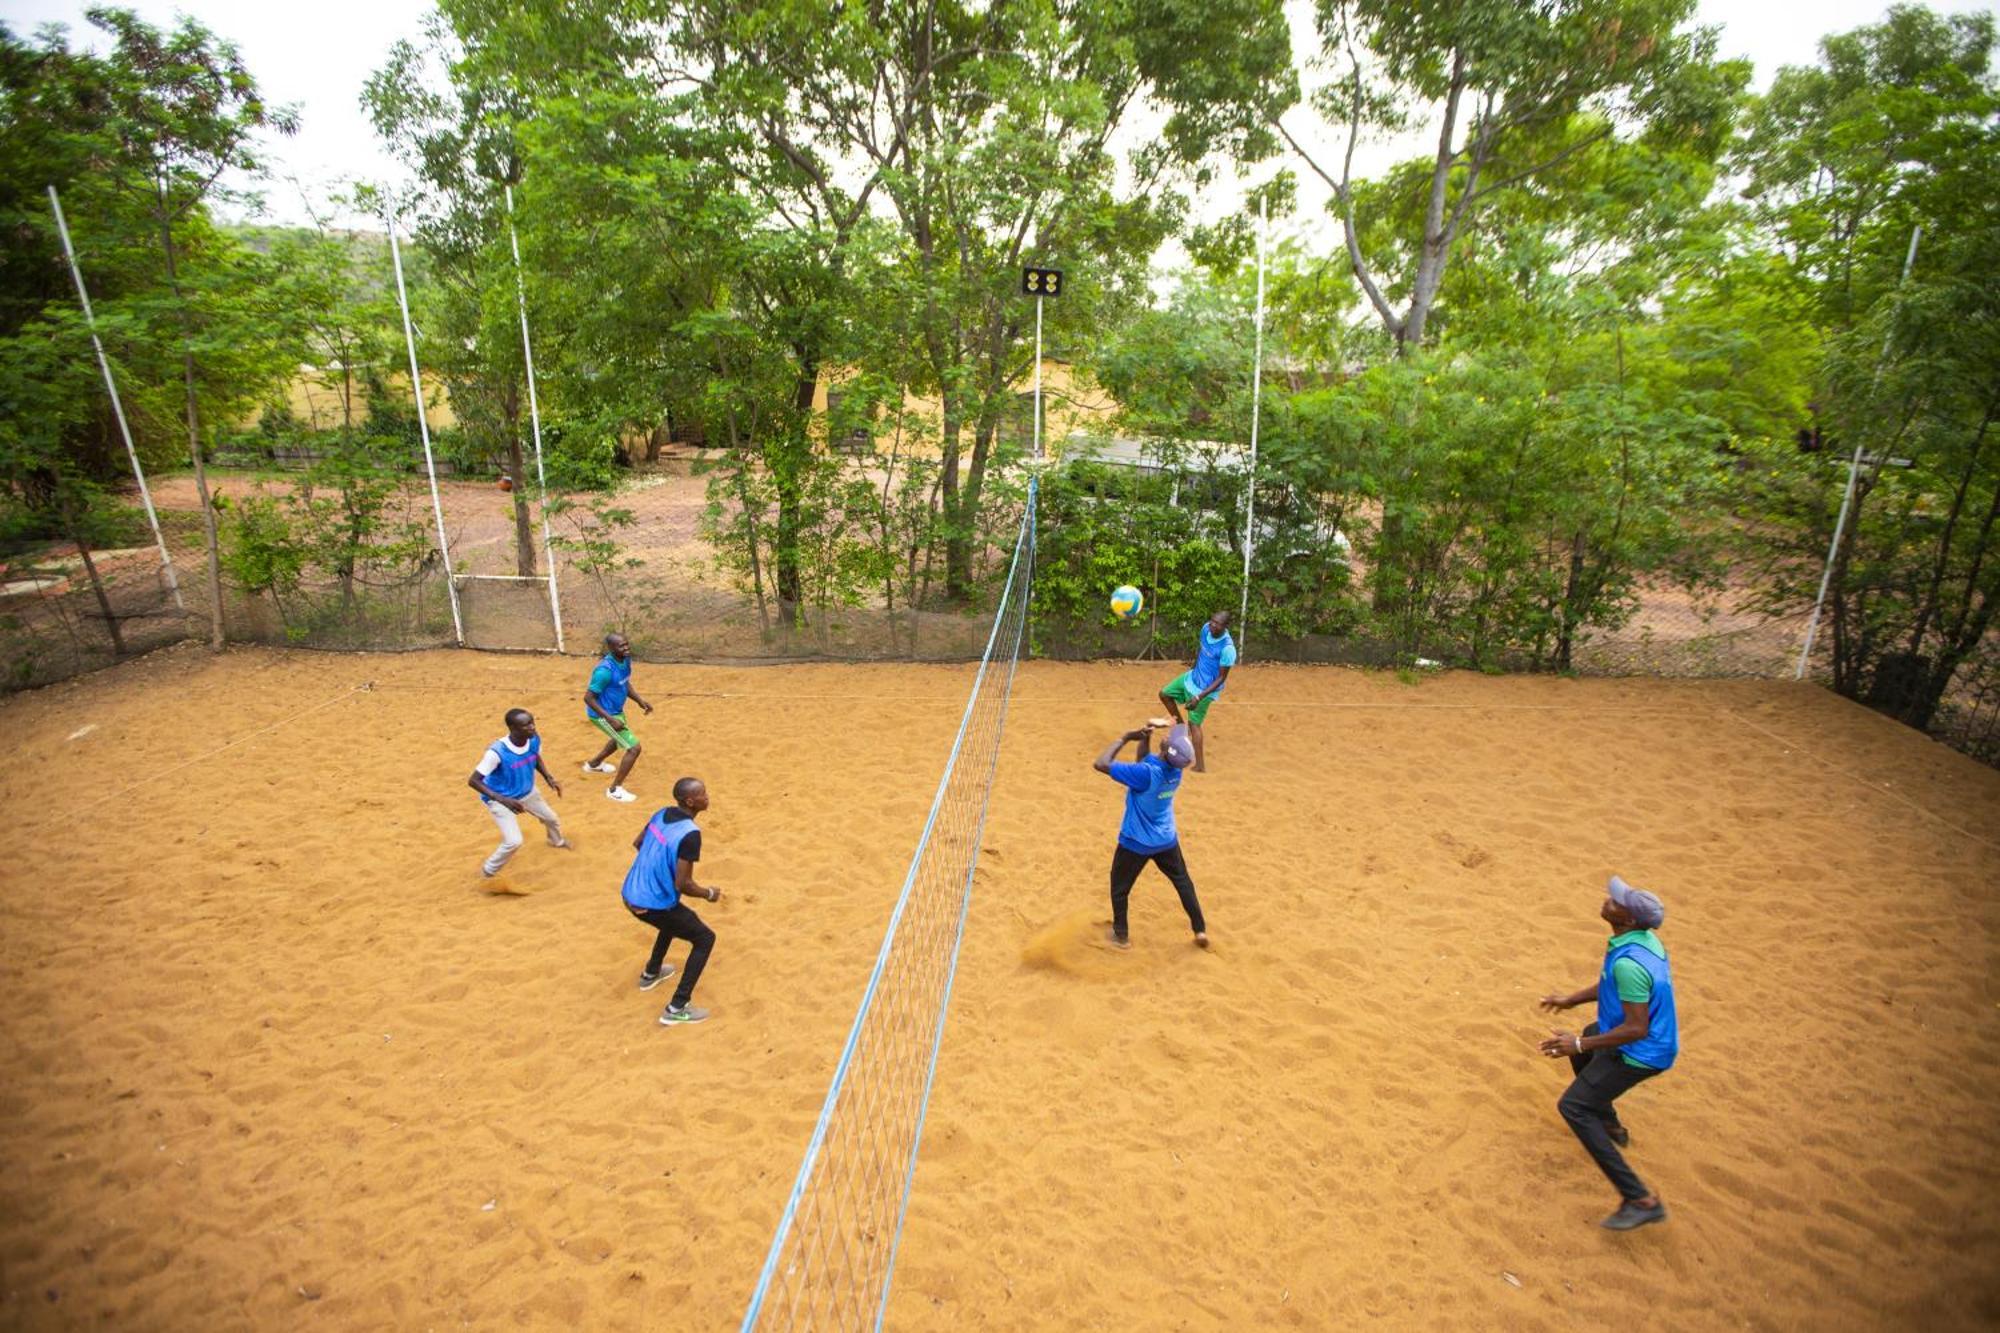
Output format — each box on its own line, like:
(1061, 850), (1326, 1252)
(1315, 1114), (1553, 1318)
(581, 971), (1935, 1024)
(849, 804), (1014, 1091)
(2, 646), (1997, 1329)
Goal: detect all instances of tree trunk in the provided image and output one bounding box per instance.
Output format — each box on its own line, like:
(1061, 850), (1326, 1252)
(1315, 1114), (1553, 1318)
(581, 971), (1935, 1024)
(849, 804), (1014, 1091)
(155, 200), (226, 650)
(508, 433), (535, 578)
(66, 501), (125, 658)
(770, 365), (817, 616)
(937, 390), (967, 599)
(1554, 530), (1588, 672)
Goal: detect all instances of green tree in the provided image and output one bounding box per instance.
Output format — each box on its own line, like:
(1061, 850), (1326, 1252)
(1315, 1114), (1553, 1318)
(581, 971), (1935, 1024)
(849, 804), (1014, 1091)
(1738, 5), (1999, 732)
(1270, 0), (1742, 355)
(88, 5), (297, 648)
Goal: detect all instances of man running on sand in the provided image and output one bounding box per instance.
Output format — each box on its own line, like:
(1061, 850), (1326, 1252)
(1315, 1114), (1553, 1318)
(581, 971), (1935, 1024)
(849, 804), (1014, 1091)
(582, 632), (653, 803)
(1094, 721), (1207, 950)
(621, 777), (722, 1026)
(467, 708), (571, 877)
(1158, 610), (1236, 772)
(1537, 874), (1679, 1231)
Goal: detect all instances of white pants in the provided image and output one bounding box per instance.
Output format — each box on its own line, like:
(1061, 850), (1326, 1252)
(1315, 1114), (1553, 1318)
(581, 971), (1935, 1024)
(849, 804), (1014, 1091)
(483, 789), (567, 875)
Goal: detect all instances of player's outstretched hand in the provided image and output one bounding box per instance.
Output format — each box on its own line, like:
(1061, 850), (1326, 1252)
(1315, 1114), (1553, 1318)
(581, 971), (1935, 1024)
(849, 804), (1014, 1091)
(548, 779), (564, 798)
(1537, 1029), (1578, 1058)
(639, 700), (654, 715)
(705, 886), (722, 904)
(1537, 992), (1572, 1013)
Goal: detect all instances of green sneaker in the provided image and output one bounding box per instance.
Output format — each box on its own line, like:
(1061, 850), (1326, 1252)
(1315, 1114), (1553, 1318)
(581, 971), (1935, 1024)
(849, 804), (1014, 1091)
(659, 1003), (709, 1025)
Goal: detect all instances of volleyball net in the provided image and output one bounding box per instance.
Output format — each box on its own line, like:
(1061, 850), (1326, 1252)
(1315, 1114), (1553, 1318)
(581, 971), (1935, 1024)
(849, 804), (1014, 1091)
(742, 477), (1036, 1330)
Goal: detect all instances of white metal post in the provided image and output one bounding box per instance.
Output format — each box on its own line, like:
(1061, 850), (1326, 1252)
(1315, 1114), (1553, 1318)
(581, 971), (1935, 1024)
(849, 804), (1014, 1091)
(1795, 224), (1922, 680)
(387, 217), (465, 645)
(504, 185), (566, 652)
(1031, 295), (1044, 462)
(47, 185), (184, 611)
(1237, 197), (1269, 654)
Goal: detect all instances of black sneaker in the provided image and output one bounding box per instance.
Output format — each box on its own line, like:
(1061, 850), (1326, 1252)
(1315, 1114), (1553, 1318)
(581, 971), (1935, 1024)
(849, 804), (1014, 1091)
(1601, 1199), (1667, 1231)
(639, 966), (676, 991)
(659, 1002), (709, 1025)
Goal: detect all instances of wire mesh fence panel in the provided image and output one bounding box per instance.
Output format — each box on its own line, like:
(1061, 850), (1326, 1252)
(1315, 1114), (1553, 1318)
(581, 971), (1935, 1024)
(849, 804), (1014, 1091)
(1568, 584), (1810, 679)
(742, 480), (1035, 1331)
(457, 575), (559, 653)
(222, 564), (456, 653)
(0, 536), (195, 690)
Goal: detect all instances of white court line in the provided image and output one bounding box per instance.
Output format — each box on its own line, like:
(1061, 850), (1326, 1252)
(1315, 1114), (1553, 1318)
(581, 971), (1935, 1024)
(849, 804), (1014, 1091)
(53, 683), (373, 823)
(1717, 705), (2000, 854)
(354, 680), (1702, 714)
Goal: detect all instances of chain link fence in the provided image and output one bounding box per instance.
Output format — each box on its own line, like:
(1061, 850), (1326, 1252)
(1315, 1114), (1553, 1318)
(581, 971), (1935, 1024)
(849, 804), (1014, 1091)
(5, 466), (1994, 767)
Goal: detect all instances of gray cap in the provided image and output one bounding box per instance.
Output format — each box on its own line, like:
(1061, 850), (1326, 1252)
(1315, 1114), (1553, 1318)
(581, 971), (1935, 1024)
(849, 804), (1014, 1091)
(1161, 724), (1195, 769)
(1607, 874), (1665, 929)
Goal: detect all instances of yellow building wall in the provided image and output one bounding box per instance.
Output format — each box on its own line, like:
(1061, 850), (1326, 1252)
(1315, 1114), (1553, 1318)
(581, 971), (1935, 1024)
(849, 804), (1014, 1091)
(811, 359), (1119, 458)
(249, 365), (458, 433)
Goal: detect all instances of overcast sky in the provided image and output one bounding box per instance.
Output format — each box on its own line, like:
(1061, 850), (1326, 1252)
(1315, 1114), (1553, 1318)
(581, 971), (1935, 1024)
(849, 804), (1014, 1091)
(6, 0), (1994, 242)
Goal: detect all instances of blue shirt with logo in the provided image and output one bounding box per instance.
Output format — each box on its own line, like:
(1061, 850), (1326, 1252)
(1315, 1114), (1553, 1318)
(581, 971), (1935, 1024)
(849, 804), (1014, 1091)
(622, 808), (702, 911)
(587, 653), (632, 718)
(477, 735), (539, 804)
(1190, 625), (1237, 693)
(1109, 754), (1181, 854)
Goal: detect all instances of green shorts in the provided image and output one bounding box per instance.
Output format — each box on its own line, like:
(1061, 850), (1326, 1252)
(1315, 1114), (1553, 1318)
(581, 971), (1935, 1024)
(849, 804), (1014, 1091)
(589, 714), (640, 749)
(1162, 672), (1219, 725)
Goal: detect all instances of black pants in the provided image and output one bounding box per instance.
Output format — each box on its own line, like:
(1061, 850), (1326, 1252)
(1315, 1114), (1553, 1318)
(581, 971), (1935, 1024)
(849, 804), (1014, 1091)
(1558, 1022), (1663, 1201)
(631, 903), (714, 1008)
(1109, 843), (1205, 939)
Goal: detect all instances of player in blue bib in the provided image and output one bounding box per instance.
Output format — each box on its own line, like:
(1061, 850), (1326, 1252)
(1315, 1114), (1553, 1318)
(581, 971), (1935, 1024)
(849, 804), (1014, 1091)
(1537, 875), (1679, 1231)
(1094, 720), (1208, 950)
(621, 776), (722, 1025)
(1158, 610), (1237, 772)
(583, 632), (654, 803)
(466, 708), (570, 877)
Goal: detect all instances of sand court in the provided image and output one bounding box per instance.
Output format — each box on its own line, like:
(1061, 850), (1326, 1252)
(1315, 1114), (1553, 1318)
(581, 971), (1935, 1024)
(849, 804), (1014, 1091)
(1, 645), (1997, 1329)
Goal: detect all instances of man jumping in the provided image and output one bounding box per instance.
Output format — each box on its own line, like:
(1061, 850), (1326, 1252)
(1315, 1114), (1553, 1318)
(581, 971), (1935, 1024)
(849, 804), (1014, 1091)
(621, 776), (722, 1026)
(467, 708), (571, 877)
(1158, 610), (1236, 772)
(1094, 721), (1207, 950)
(1537, 874), (1679, 1231)
(583, 632), (653, 803)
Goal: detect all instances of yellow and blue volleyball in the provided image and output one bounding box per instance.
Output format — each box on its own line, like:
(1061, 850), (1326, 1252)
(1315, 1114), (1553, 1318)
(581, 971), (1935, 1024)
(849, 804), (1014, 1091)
(1109, 585), (1144, 620)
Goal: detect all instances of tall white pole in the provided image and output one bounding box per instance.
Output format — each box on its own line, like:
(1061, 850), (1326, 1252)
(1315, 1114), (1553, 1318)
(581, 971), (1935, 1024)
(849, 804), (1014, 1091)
(1237, 197), (1269, 653)
(504, 185), (566, 653)
(47, 185), (184, 611)
(1795, 224), (1922, 680)
(386, 216), (465, 646)
(1032, 295), (1044, 462)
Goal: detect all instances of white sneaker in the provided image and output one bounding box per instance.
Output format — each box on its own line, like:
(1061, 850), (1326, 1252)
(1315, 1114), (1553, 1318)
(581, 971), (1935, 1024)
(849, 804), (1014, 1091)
(582, 760), (615, 774)
(606, 786), (637, 803)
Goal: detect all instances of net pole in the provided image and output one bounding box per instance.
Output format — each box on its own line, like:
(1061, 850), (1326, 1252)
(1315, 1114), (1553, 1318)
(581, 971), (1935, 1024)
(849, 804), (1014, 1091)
(47, 185), (184, 612)
(504, 184), (566, 653)
(1796, 224), (1921, 680)
(1237, 195), (1268, 655)
(1032, 294), (1044, 461)
(386, 215), (464, 645)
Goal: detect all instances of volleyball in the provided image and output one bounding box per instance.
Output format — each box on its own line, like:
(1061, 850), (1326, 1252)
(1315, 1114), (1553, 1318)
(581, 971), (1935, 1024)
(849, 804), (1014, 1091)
(1110, 585), (1144, 620)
